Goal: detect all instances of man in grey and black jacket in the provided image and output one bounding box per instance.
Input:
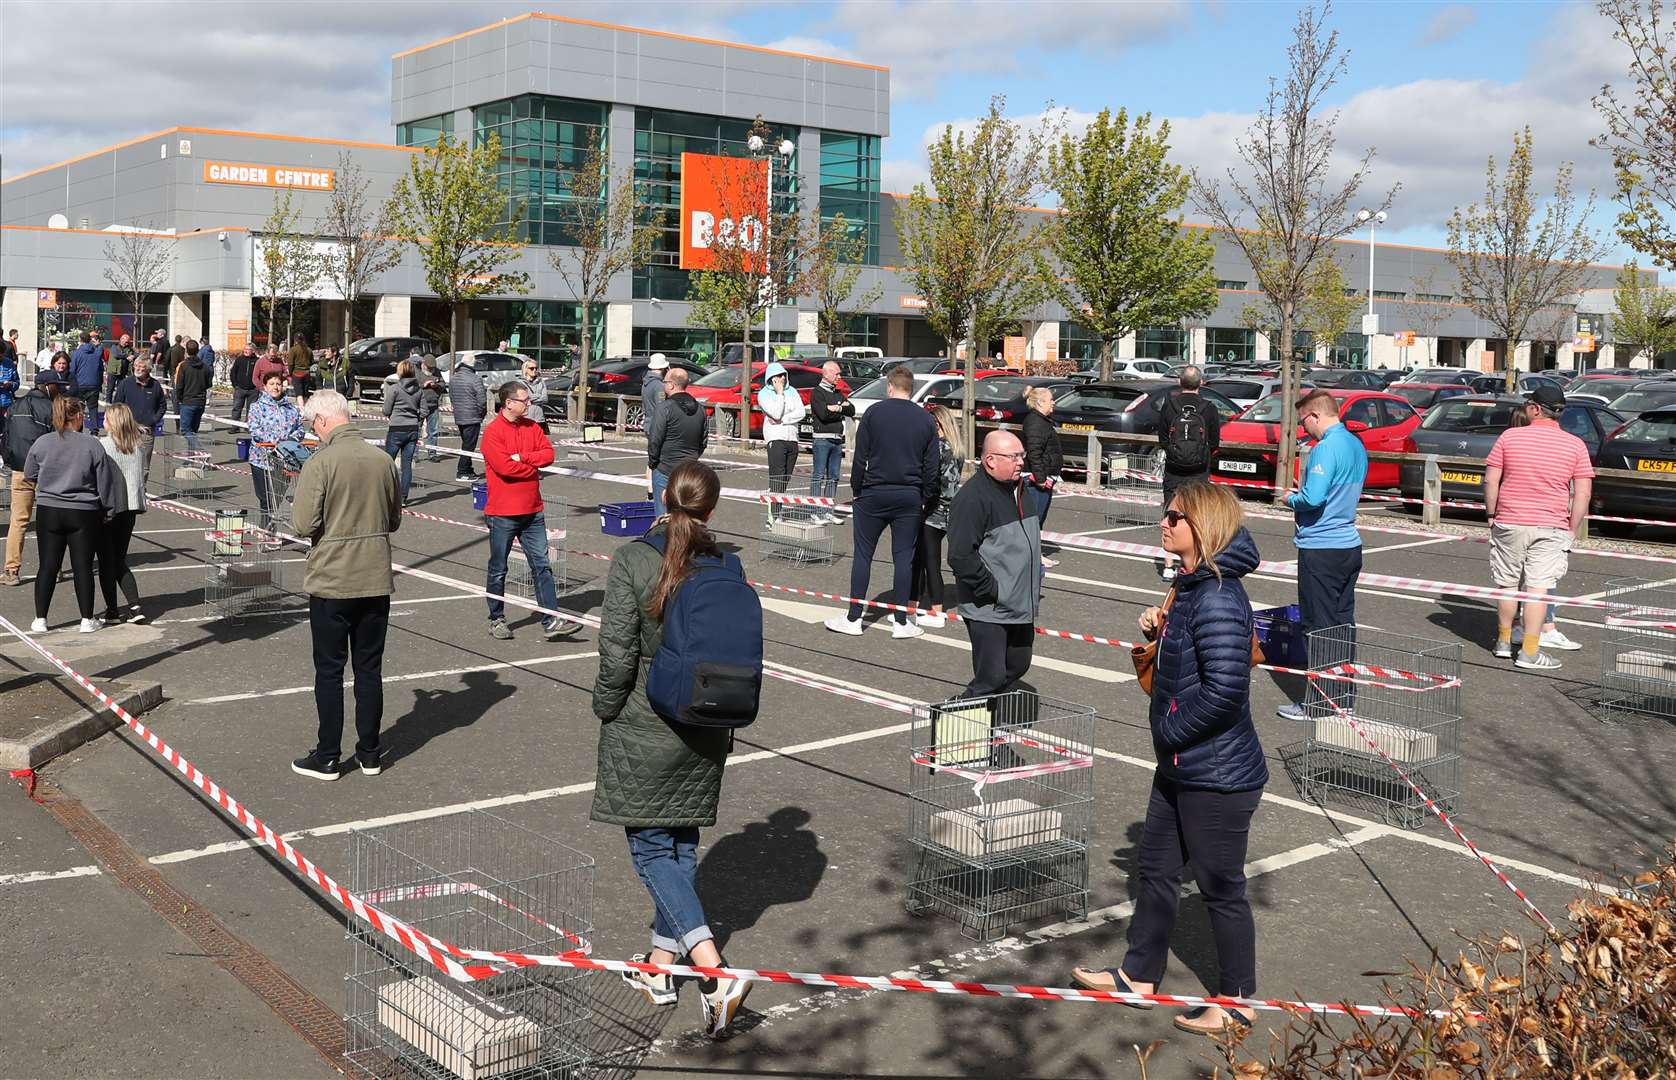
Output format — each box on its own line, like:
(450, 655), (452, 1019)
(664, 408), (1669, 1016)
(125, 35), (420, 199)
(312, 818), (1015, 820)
(646, 368), (707, 509)
(946, 429), (1042, 698)
(641, 354), (669, 498)
(448, 353), (488, 482)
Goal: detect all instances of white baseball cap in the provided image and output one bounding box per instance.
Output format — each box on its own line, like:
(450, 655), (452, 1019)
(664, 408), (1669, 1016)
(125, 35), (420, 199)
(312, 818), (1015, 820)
(648, 353), (669, 370)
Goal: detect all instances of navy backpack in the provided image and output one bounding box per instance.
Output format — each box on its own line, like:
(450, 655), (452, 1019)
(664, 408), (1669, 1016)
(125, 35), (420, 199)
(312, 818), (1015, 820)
(637, 533), (764, 728)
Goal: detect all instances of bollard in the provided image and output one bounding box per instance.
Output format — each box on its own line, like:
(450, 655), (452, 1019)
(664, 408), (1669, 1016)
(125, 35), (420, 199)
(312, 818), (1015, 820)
(614, 395), (627, 436)
(1422, 455), (1442, 527)
(1086, 432), (1101, 488)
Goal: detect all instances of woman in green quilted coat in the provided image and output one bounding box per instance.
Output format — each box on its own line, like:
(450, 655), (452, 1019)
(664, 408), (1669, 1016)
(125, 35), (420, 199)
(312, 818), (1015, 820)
(591, 459), (750, 1036)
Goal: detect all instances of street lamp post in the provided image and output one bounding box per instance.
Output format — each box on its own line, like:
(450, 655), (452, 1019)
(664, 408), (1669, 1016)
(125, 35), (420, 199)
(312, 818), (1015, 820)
(1355, 209), (1387, 365)
(744, 132), (795, 441)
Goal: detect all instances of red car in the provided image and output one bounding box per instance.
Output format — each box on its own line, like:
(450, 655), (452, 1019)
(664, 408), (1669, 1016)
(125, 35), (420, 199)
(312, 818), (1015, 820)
(1209, 389), (1421, 490)
(687, 362), (830, 439)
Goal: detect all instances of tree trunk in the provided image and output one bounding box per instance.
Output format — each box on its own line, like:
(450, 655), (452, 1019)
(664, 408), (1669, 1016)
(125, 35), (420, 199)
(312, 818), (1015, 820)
(1275, 306), (1299, 507)
(1504, 337), (1518, 392)
(449, 301), (470, 354)
(962, 315), (978, 465)
(1098, 336), (1114, 382)
(577, 300), (592, 425)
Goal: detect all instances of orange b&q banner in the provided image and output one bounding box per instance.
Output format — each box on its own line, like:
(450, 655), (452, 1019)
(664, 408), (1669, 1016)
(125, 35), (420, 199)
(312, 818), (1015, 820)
(679, 153), (769, 272)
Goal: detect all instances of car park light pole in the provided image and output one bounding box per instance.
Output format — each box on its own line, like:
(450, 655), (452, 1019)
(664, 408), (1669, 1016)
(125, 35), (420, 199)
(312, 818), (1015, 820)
(743, 131), (795, 440)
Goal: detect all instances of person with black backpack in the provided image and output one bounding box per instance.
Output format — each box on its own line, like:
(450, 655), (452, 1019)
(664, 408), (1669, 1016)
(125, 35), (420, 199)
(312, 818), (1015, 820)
(1156, 366), (1220, 581)
(591, 459), (762, 1038)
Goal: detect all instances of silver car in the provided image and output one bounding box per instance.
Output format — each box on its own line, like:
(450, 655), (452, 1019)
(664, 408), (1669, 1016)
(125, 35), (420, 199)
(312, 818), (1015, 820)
(1208, 376), (1317, 412)
(439, 350), (529, 393)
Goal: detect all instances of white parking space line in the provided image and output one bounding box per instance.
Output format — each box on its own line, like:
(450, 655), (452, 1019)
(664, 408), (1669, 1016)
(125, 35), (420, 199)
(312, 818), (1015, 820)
(128, 559), (308, 575)
(1571, 574), (1676, 601)
(187, 651), (602, 703)
(1363, 536), (1464, 555)
(0, 865), (102, 886)
(137, 527), (221, 535)
(1056, 524), (1153, 538)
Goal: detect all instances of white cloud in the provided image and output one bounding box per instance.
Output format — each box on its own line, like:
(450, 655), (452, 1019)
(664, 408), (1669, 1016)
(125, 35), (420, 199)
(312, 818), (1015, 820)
(0, 0), (761, 179)
(823, 0), (1193, 98)
(1416, 4), (1477, 46)
(881, 157), (930, 194)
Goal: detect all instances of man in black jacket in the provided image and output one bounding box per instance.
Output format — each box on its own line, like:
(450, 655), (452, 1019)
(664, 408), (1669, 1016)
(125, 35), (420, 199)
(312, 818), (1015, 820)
(172, 342), (211, 451)
(807, 361), (853, 525)
(646, 368), (707, 509)
(3, 371), (65, 586)
(946, 430), (1041, 697)
(1156, 365), (1220, 581)
(229, 342), (260, 420)
(825, 366), (938, 639)
(112, 355), (166, 483)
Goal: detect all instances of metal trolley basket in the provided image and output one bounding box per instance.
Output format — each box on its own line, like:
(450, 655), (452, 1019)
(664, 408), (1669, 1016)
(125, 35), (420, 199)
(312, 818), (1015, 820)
(905, 690), (1095, 941)
(1599, 577), (1676, 725)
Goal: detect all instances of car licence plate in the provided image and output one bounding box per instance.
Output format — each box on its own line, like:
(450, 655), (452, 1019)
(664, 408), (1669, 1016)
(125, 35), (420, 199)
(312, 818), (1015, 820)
(1061, 423), (1095, 432)
(1637, 458), (1676, 473)
(1440, 470), (1482, 484)
(1219, 459), (1257, 474)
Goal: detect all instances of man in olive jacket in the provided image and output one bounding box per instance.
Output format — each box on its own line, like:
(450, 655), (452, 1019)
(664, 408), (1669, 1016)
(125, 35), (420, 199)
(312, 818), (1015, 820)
(289, 389), (402, 781)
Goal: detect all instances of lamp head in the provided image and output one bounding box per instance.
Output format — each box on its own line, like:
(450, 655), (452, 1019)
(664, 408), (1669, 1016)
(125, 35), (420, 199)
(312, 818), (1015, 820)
(777, 138), (795, 157)
(1375, 211), (1388, 225)
(747, 134), (765, 153)
(1356, 208), (1371, 223)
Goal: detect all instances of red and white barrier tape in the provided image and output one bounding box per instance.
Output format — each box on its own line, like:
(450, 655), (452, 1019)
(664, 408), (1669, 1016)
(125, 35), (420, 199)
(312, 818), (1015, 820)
(913, 731), (1094, 797)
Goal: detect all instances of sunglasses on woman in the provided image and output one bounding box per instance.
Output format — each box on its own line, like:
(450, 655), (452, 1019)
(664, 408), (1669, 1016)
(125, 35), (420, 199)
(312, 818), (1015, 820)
(1161, 509), (1191, 527)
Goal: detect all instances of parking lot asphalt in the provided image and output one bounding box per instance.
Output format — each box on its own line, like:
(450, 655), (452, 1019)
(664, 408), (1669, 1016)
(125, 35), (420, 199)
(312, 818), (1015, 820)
(2, 418), (1673, 1079)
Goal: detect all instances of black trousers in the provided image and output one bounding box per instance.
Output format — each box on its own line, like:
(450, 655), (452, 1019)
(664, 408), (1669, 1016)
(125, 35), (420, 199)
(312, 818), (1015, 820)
(767, 440), (799, 493)
(845, 486), (921, 624)
(912, 522), (947, 609)
(310, 595), (390, 759)
(35, 505), (100, 620)
(230, 385), (258, 420)
(97, 509), (140, 612)
(1161, 468), (1207, 511)
(962, 619), (1035, 698)
(1123, 778), (1263, 996)
(1298, 545), (1361, 712)
(456, 422), (482, 478)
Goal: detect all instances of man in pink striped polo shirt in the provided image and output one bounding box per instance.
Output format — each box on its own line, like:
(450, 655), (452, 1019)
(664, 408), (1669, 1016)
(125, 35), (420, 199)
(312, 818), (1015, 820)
(1483, 384), (1593, 671)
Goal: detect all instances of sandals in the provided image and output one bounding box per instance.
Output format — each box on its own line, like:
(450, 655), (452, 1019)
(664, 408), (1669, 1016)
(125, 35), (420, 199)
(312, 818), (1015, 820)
(1172, 1005), (1254, 1039)
(1069, 966), (1154, 1010)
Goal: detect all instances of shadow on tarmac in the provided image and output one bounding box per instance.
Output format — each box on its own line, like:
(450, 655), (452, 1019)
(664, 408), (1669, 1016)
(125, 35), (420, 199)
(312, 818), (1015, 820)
(698, 807), (829, 954)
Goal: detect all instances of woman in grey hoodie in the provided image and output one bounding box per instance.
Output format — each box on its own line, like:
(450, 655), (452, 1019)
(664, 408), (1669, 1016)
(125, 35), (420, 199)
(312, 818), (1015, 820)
(382, 359), (424, 503)
(23, 394), (124, 633)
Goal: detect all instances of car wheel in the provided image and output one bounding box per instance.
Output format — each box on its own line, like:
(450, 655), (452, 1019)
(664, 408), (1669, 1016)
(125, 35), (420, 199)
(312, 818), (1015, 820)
(718, 412), (738, 439)
(625, 404), (643, 431)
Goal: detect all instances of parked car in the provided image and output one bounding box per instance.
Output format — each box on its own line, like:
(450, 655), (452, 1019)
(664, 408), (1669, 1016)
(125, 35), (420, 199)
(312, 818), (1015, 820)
(345, 336), (439, 388)
(1591, 406), (1676, 536)
(848, 372), (967, 419)
(832, 357), (883, 384)
(1047, 380), (1242, 471)
(1384, 382), (1476, 413)
(1370, 368), (1407, 388)
(438, 351), (527, 393)
(550, 355), (711, 423)
(1396, 367), (1474, 385)
(834, 346), (883, 361)
(881, 357), (957, 375)
(1566, 373), (1644, 401)
(921, 374), (1077, 423)
(1211, 389), (1421, 491)
(718, 341), (832, 366)
(1397, 395), (1625, 506)
(687, 362), (826, 438)
(1209, 376), (1315, 411)
(1305, 368), (1387, 390)
(1606, 382), (1676, 420)
(1107, 358), (1175, 378)
(1465, 372), (1565, 395)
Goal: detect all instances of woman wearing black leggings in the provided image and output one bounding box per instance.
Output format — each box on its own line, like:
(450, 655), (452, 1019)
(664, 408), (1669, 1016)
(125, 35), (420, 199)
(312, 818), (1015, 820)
(23, 394), (123, 634)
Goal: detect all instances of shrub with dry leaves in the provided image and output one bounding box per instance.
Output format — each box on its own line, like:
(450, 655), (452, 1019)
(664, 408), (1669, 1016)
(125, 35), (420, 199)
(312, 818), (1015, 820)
(1211, 845), (1676, 1078)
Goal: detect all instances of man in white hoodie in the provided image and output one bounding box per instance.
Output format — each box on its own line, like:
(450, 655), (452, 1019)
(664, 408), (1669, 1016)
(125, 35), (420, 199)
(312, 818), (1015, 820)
(755, 361), (806, 519)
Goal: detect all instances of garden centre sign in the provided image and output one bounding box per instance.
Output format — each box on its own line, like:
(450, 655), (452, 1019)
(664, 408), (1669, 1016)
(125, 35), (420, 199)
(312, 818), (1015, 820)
(202, 161), (336, 191)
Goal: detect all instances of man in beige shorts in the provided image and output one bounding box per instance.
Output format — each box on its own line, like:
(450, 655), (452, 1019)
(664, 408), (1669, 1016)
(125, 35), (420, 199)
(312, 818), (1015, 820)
(1483, 384), (1592, 671)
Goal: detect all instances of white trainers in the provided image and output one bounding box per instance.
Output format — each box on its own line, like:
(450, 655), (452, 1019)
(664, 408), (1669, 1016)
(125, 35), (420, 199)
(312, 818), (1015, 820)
(915, 612), (947, 628)
(29, 617), (47, 634)
(1539, 628), (1582, 651)
(892, 620), (925, 640)
(1492, 639), (1514, 660)
(699, 974), (751, 1036)
(78, 618), (101, 634)
(620, 954), (678, 1007)
(824, 614), (863, 636)
(1515, 650), (1562, 671)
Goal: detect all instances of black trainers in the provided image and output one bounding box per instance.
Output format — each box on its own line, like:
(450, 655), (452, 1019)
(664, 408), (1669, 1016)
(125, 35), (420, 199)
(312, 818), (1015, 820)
(356, 750), (383, 777)
(291, 751), (340, 781)
(543, 616), (579, 640)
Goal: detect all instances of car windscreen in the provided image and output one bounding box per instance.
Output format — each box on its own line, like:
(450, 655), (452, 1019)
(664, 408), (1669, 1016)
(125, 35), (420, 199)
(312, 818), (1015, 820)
(1058, 386), (1144, 410)
(972, 377), (1037, 401)
(1419, 399), (1520, 433)
(1609, 390), (1676, 414)
(1242, 394), (1287, 422)
(694, 367), (750, 388)
(850, 377), (889, 400)
(1387, 386), (1438, 407)
(1612, 413), (1676, 447)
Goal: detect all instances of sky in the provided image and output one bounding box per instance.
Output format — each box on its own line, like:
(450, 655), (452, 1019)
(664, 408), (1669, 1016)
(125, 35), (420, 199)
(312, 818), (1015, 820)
(0, 0), (1648, 270)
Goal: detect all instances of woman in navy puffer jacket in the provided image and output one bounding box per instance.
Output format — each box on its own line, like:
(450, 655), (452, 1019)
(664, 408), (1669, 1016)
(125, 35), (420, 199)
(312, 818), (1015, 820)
(1073, 479), (1267, 1039)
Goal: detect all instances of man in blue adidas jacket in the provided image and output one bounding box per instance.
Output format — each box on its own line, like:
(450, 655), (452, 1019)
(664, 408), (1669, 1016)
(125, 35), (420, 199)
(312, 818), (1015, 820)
(1277, 389), (1366, 721)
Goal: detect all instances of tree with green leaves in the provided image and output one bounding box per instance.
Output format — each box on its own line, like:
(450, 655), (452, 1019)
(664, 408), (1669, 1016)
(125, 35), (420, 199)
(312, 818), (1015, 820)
(316, 152), (402, 351)
(1041, 107), (1217, 381)
(549, 127), (662, 420)
(388, 131), (530, 352)
(897, 95), (1054, 452)
(256, 188), (323, 347)
(1594, 0), (1676, 269)
(807, 214), (883, 346)
(1612, 258), (1676, 364)
(1242, 256), (1360, 364)
(1194, 3), (1392, 499)
(1446, 127), (1605, 388)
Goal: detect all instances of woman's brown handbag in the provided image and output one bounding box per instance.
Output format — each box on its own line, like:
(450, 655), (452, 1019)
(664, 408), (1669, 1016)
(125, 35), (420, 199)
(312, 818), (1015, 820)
(1130, 587), (1264, 696)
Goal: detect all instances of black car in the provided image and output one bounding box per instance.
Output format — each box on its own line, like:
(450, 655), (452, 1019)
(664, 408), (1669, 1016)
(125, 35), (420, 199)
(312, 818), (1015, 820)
(346, 336), (438, 386)
(1397, 395), (1625, 506)
(1601, 381), (1676, 420)
(1592, 406), (1676, 535)
(882, 357), (956, 375)
(1046, 380), (1242, 470)
(549, 356), (711, 422)
(922, 374), (1075, 421)
(1305, 368), (1386, 390)
(832, 357), (883, 384)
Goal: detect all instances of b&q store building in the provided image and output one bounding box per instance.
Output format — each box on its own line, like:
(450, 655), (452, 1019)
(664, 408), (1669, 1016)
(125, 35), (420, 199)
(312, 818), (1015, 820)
(0, 12), (1647, 371)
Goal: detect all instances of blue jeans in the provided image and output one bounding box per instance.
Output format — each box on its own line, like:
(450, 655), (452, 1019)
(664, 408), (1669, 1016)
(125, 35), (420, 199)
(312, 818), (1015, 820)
(1031, 483), (1053, 527)
(424, 409), (440, 456)
(384, 428), (418, 501)
(811, 438), (843, 502)
(651, 467), (669, 513)
(626, 826), (712, 955)
(485, 511), (558, 622)
(176, 402), (205, 451)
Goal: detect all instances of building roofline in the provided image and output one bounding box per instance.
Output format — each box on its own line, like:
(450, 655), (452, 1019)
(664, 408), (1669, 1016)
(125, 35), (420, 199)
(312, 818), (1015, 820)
(391, 11), (887, 72)
(1, 127), (419, 187)
(0, 224), (251, 238)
